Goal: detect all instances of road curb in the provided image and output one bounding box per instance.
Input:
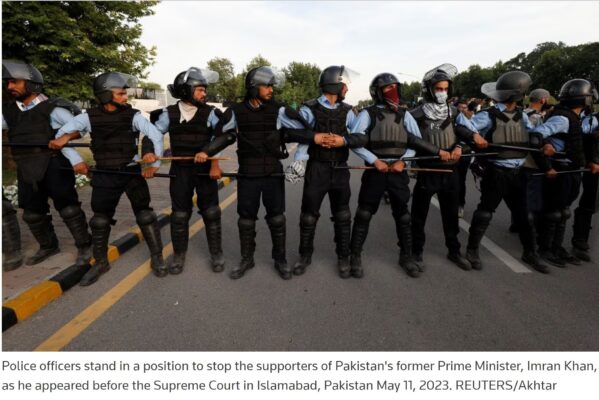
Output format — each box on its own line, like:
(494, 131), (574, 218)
(2, 177), (234, 332)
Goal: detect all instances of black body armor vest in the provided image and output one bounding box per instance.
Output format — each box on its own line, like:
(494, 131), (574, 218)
(231, 101), (282, 176)
(305, 99), (352, 162)
(88, 105), (139, 169)
(546, 105), (586, 168)
(411, 105), (458, 167)
(162, 103), (213, 165)
(4, 100), (59, 185)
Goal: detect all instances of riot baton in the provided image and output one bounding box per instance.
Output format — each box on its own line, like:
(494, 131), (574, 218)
(488, 143), (567, 156)
(196, 172), (286, 177)
(135, 156), (230, 163)
(401, 152), (500, 162)
(3, 142), (90, 148)
(60, 166), (175, 178)
(334, 166), (453, 173)
(532, 168), (590, 176)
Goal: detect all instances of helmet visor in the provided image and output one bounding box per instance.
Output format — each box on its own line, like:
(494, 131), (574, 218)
(481, 82), (523, 102)
(339, 65), (359, 85)
(422, 63), (458, 83)
(2, 60), (34, 81)
(183, 67), (219, 85)
(100, 73), (139, 92)
(252, 66), (285, 88)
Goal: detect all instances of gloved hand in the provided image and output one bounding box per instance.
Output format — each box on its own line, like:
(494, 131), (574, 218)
(284, 160), (306, 184)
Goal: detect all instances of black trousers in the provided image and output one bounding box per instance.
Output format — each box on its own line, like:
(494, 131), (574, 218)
(301, 160), (351, 216)
(411, 169), (461, 255)
(542, 166), (582, 212)
(169, 162), (219, 213)
(474, 164), (535, 249)
(237, 175), (285, 220)
(17, 155), (80, 214)
(357, 169), (411, 244)
(576, 171), (599, 213)
(90, 164), (152, 219)
(457, 157), (471, 207)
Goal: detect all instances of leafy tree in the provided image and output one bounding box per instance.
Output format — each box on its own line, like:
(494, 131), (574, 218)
(279, 61), (321, 106)
(401, 81), (422, 105)
(356, 99), (374, 110)
(2, 1), (158, 102)
(207, 57), (238, 103)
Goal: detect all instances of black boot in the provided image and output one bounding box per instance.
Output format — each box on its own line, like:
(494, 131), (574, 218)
(522, 248), (550, 274)
(466, 209), (492, 270)
(553, 209), (581, 265)
(447, 252), (472, 271)
(396, 213), (420, 278)
(80, 214), (112, 286)
(137, 210), (167, 277)
(293, 213), (317, 275)
(538, 211), (566, 267)
(571, 206), (593, 262)
(2, 200), (23, 271)
(231, 218), (256, 279)
(22, 210), (60, 265)
(333, 209), (352, 279)
(267, 214), (291, 280)
(169, 210), (190, 275)
(349, 208), (372, 279)
(203, 206), (225, 272)
(59, 204), (92, 267)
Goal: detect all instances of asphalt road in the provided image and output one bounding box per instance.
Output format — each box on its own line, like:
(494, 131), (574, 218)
(3, 154), (598, 351)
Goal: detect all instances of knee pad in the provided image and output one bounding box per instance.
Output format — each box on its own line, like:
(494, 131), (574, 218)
(473, 209), (492, 224)
(545, 211), (562, 223)
(135, 209), (157, 227)
(398, 212), (411, 225)
(22, 210), (46, 224)
(59, 204), (83, 220)
(238, 218), (255, 230)
(201, 206), (221, 222)
(300, 213), (318, 226)
(90, 214), (111, 230)
(561, 208), (572, 221)
(267, 214), (286, 228)
(526, 212), (536, 226)
(333, 208), (351, 223)
(171, 210), (191, 225)
(3, 198), (16, 217)
(355, 208), (372, 223)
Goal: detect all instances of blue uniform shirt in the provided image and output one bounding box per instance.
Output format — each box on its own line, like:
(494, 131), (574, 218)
(456, 102), (534, 168)
(57, 110), (164, 168)
(349, 105), (422, 165)
(2, 95), (77, 163)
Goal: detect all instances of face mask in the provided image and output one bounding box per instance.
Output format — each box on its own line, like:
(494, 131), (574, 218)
(434, 91), (448, 104)
(383, 88), (400, 108)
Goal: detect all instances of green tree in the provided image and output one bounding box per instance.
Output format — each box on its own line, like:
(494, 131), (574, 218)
(207, 57), (238, 103)
(401, 81), (422, 105)
(356, 99), (374, 110)
(2, 1), (158, 102)
(279, 61), (321, 106)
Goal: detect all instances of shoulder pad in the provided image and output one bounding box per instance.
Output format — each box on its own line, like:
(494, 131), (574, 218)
(149, 108), (164, 124)
(213, 108), (224, 119)
(222, 107), (235, 123)
(449, 105), (458, 118)
(49, 97), (82, 116)
(339, 102), (353, 112)
(303, 98), (319, 107)
(284, 106), (301, 120)
(408, 105), (425, 120)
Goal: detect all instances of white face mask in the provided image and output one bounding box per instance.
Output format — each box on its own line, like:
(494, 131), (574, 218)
(434, 91), (448, 104)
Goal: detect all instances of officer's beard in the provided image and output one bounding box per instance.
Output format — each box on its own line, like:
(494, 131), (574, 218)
(109, 101), (131, 111)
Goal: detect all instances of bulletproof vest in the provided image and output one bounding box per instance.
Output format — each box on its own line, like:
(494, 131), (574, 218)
(486, 107), (529, 159)
(231, 101), (282, 176)
(525, 109), (543, 127)
(164, 103), (213, 162)
(88, 105), (139, 169)
(365, 106), (408, 159)
(546, 105), (586, 168)
(411, 105), (458, 166)
(3, 100), (59, 185)
(305, 99), (352, 162)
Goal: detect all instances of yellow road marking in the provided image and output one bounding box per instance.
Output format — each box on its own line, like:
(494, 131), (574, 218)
(35, 189), (237, 351)
(4, 281), (63, 321)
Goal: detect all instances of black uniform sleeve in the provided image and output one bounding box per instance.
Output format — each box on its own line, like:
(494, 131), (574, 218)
(455, 124), (476, 142)
(343, 133), (368, 149)
(141, 136), (155, 157)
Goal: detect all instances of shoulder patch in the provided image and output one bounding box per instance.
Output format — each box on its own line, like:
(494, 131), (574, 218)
(49, 97), (82, 116)
(149, 109), (164, 124)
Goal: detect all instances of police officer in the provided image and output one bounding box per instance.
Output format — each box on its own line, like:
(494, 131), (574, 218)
(524, 88), (551, 127)
(348, 73), (451, 278)
(2, 60), (92, 267)
(199, 66), (311, 280)
(455, 71), (549, 273)
(150, 67), (224, 275)
(409, 64), (472, 271)
(531, 79), (596, 267)
(291, 65), (365, 278)
(50, 72), (166, 285)
(571, 108), (599, 261)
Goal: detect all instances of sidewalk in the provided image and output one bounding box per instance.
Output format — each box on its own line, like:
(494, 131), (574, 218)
(2, 148), (239, 302)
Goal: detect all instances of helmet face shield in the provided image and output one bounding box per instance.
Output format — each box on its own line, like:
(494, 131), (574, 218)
(94, 72), (139, 104)
(2, 60), (43, 83)
(183, 67), (219, 86)
(482, 71), (532, 102)
(422, 63), (458, 85)
(338, 66), (359, 85)
(249, 66), (285, 89)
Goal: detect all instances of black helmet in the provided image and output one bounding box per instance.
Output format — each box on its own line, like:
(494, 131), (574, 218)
(93, 72), (138, 104)
(481, 71), (532, 102)
(167, 67), (219, 104)
(422, 63), (458, 103)
(319, 65), (357, 96)
(244, 66), (284, 99)
(558, 79), (598, 108)
(2, 60), (44, 94)
(369, 73), (401, 105)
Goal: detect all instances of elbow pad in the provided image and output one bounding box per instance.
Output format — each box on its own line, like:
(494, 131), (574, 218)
(202, 133), (236, 156)
(141, 136), (155, 156)
(455, 124), (476, 142)
(344, 133), (368, 149)
(281, 128), (314, 144)
(409, 135), (440, 155)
